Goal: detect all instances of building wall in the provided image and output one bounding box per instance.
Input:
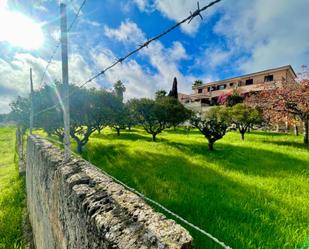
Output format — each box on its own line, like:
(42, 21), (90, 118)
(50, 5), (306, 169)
(26, 135), (194, 249)
(192, 68), (294, 96)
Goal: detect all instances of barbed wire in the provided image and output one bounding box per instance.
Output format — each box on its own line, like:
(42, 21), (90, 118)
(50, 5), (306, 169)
(41, 135), (232, 249)
(79, 0), (222, 88)
(38, 0), (87, 89)
(68, 0), (87, 32)
(34, 0), (222, 116)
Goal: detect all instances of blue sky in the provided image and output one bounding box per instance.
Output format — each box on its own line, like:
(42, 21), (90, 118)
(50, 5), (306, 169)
(0, 0), (309, 113)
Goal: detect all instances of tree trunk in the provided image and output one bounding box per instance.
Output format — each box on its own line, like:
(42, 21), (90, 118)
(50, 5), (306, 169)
(208, 140), (214, 151)
(239, 127), (246, 141)
(294, 125), (299, 136)
(285, 115), (289, 133)
(98, 128), (101, 134)
(304, 119), (309, 145)
(77, 142), (83, 154)
(241, 132), (245, 141)
(152, 133), (156, 142)
(276, 124), (279, 132)
(116, 128), (120, 136)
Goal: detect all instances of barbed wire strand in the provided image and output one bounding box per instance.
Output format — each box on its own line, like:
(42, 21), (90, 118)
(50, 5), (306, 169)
(42, 135), (232, 249)
(68, 0), (87, 32)
(38, 0), (87, 89)
(34, 0), (222, 116)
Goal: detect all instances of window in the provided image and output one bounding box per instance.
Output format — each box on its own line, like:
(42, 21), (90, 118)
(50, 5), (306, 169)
(264, 75), (274, 82)
(217, 85), (226, 90)
(245, 79), (253, 85)
(208, 86), (216, 92)
(198, 88), (203, 94)
(201, 98), (211, 105)
(229, 82), (234, 87)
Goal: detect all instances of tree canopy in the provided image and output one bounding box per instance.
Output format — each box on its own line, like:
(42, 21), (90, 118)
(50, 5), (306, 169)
(227, 103), (263, 140)
(113, 80), (126, 101)
(193, 80), (203, 87)
(129, 97), (191, 141)
(246, 80), (309, 144)
(191, 107), (229, 150)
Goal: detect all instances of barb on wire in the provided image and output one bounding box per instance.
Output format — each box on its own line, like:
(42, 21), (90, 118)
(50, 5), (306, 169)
(188, 2), (203, 23)
(77, 0), (222, 87)
(35, 0), (222, 116)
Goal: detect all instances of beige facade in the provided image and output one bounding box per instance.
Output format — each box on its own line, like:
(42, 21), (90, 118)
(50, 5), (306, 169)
(179, 65), (297, 112)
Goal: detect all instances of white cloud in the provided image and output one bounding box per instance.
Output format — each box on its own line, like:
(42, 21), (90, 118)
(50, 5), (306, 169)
(33, 4), (48, 12)
(196, 47), (232, 69)
(134, 0), (221, 35)
(81, 19), (101, 27)
(104, 20), (145, 45)
(0, 52), (96, 114)
(97, 21), (199, 100)
(214, 0), (309, 73)
(51, 29), (60, 42)
(133, 0), (154, 12)
(134, 0), (147, 11)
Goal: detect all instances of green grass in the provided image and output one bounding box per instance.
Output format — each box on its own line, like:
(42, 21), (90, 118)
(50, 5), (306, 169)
(77, 128), (309, 249)
(0, 127), (25, 249)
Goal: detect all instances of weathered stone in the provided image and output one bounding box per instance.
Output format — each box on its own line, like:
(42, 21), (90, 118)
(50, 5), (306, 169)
(26, 135), (194, 249)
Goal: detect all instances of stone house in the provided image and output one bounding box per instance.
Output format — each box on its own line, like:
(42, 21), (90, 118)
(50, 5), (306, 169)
(179, 65), (297, 113)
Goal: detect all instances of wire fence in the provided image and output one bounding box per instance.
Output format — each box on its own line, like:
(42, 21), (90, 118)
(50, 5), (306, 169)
(38, 0), (88, 89)
(29, 1), (234, 248)
(42, 135), (232, 249)
(34, 0), (222, 116)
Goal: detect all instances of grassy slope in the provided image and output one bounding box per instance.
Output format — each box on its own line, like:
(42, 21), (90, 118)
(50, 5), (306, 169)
(0, 127), (25, 249)
(80, 128), (309, 249)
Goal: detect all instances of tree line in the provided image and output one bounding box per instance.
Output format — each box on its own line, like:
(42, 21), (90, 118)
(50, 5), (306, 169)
(8, 76), (309, 153)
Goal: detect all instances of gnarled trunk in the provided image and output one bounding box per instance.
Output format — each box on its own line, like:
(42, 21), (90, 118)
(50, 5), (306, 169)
(77, 142), (83, 154)
(208, 140), (214, 151)
(241, 132), (245, 141)
(152, 133), (157, 142)
(239, 126), (246, 141)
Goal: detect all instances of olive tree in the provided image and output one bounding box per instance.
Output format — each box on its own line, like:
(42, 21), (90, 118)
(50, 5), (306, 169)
(228, 103), (263, 140)
(130, 97), (191, 141)
(191, 106), (229, 151)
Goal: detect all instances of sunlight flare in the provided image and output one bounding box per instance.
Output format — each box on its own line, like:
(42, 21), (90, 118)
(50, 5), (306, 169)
(0, 5), (44, 49)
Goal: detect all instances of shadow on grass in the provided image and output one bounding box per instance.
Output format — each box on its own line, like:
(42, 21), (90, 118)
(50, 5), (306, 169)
(91, 131), (169, 142)
(164, 128), (201, 135)
(165, 140), (308, 177)
(92, 132), (146, 140)
(262, 140), (309, 150)
(249, 131), (290, 137)
(82, 141), (305, 249)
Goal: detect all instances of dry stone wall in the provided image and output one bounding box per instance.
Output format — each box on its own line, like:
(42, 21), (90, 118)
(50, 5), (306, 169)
(26, 135), (194, 249)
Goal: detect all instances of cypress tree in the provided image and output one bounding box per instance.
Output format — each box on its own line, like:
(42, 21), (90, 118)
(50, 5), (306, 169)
(168, 77), (178, 99)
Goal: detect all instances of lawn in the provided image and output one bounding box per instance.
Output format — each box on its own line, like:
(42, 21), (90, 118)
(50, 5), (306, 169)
(0, 127), (25, 249)
(78, 128), (309, 249)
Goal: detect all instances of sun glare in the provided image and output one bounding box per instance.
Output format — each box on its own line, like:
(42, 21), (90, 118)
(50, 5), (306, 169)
(0, 7), (44, 50)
